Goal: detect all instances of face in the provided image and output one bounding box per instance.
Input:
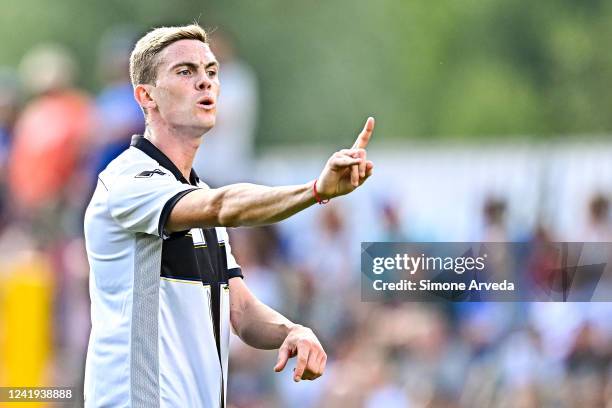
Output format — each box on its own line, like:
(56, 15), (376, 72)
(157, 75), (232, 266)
(145, 39), (220, 134)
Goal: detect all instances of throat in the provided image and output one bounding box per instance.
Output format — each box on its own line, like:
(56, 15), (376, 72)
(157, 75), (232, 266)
(144, 127), (200, 182)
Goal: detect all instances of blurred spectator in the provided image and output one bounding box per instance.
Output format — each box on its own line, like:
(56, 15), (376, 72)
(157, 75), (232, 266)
(564, 322), (611, 407)
(475, 196), (516, 292)
(580, 193), (612, 242)
(481, 196), (509, 242)
(229, 226), (284, 311)
(302, 203), (355, 340)
(307, 203), (354, 288)
(525, 222), (560, 297)
(91, 25), (145, 178)
(193, 29), (258, 186)
(9, 43), (94, 224)
(378, 199), (410, 242)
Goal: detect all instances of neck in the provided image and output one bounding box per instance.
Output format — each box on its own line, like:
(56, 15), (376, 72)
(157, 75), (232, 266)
(144, 124), (203, 181)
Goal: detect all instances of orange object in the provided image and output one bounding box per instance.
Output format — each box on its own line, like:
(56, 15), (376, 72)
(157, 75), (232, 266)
(9, 90), (93, 210)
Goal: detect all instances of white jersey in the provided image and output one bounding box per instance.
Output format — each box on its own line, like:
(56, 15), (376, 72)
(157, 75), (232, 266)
(84, 135), (242, 407)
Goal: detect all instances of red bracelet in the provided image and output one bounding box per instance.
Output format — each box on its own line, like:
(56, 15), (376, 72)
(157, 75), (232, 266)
(313, 179), (329, 204)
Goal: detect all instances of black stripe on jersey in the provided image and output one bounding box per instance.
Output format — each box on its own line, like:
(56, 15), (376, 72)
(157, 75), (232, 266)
(158, 188), (200, 239)
(160, 229), (237, 284)
(228, 267), (244, 280)
(202, 228), (223, 360)
(160, 236), (202, 281)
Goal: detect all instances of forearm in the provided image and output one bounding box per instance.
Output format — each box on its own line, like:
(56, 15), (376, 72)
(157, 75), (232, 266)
(231, 294), (299, 349)
(215, 182), (315, 227)
(168, 181), (317, 231)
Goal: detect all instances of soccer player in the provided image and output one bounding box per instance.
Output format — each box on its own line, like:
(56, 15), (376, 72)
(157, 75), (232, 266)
(83, 24), (374, 407)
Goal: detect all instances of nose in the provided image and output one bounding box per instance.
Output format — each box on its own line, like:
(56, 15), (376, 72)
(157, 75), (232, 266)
(196, 73), (211, 91)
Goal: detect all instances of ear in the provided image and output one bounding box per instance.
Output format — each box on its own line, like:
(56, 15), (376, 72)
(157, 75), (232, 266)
(134, 84), (157, 111)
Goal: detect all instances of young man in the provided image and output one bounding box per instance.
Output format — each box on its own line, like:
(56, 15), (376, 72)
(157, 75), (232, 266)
(83, 24), (374, 407)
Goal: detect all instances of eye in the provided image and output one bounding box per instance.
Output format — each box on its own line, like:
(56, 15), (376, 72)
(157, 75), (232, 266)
(177, 69), (191, 76)
(207, 70), (218, 78)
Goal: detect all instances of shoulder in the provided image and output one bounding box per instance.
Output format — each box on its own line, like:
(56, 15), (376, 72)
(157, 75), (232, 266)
(99, 147), (175, 189)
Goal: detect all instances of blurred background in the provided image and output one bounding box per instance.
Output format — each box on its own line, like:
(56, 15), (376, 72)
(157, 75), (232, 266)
(1, 0), (612, 407)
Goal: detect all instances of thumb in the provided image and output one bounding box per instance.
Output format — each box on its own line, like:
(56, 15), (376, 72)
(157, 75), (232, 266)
(274, 346), (290, 372)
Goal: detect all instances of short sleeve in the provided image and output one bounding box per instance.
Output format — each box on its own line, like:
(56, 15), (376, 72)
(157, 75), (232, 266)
(217, 227), (243, 279)
(106, 168), (199, 238)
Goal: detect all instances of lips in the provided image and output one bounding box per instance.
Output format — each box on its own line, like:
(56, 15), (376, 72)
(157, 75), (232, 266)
(197, 95), (216, 110)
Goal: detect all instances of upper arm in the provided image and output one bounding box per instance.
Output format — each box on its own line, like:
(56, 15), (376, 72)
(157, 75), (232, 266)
(165, 188), (227, 232)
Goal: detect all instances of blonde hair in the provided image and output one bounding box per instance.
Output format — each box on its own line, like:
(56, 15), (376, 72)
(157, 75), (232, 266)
(129, 24), (208, 87)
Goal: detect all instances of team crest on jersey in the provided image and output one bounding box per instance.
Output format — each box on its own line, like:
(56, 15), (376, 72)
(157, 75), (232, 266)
(135, 169), (167, 178)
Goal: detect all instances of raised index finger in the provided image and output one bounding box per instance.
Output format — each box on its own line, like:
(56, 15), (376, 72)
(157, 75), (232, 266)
(352, 116), (375, 149)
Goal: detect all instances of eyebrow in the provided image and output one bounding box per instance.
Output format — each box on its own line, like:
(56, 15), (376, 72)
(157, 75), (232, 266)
(169, 61), (220, 72)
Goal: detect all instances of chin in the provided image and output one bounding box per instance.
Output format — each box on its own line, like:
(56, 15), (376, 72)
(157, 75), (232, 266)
(200, 118), (216, 131)
(196, 111), (216, 128)
(176, 120), (215, 136)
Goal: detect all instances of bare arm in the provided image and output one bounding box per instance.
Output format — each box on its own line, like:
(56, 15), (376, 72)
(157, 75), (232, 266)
(229, 277), (294, 348)
(229, 278), (327, 381)
(166, 117), (375, 231)
(167, 182), (317, 230)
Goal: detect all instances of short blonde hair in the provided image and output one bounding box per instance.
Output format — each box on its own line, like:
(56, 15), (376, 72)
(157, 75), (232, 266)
(129, 24), (208, 87)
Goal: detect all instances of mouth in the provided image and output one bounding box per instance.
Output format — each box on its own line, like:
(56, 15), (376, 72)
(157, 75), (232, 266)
(196, 96), (216, 111)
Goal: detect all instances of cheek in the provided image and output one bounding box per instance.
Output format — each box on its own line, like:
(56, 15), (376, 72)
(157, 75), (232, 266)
(158, 84), (191, 111)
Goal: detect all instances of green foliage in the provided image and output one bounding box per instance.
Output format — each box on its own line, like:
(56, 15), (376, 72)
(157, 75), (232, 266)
(1, 0), (611, 146)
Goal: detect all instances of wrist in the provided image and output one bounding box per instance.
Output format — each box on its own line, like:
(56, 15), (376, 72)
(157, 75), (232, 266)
(312, 179), (330, 204)
(285, 323), (307, 338)
(287, 322), (302, 333)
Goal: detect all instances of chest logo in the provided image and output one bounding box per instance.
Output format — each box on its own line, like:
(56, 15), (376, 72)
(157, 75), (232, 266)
(135, 169), (167, 178)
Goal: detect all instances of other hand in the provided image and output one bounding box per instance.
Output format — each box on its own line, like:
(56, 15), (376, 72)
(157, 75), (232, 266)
(273, 325), (327, 382)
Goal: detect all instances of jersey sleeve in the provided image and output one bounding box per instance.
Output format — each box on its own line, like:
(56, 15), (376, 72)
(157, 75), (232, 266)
(217, 227), (243, 280)
(106, 167), (199, 239)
